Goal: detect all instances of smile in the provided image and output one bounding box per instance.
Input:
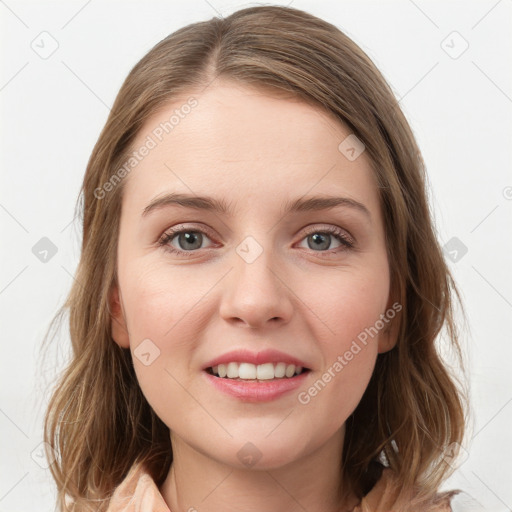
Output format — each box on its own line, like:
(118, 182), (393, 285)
(207, 362), (309, 380)
(203, 364), (311, 402)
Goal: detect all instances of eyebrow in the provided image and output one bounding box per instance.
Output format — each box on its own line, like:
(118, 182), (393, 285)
(141, 192), (371, 220)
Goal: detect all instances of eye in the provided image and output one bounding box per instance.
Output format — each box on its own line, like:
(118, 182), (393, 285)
(158, 225), (215, 256)
(297, 225), (354, 254)
(157, 224), (355, 257)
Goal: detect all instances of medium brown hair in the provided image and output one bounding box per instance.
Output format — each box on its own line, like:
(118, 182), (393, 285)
(43, 5), (467, 511)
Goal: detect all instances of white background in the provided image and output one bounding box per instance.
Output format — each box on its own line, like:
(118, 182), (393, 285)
(1, 0), (511, 510)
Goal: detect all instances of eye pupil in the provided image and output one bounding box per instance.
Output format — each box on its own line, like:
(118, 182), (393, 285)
(308, 233), (330, 251)
(179, 232), (202, 250)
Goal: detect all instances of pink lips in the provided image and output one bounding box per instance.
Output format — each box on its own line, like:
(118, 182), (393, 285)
(202, 348), (310, 370)
(201, 348), (311, 402)
(203, 369), (309, 402)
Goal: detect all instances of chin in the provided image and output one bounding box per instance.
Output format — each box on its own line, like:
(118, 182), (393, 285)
(218, 433), (312, 470)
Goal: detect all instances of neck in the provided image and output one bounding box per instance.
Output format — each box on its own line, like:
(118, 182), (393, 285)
(159, 426), (360, 512)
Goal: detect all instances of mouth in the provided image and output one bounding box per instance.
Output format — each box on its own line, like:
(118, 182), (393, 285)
(204, 362), (311, 381)
(203, 360), (311, 402)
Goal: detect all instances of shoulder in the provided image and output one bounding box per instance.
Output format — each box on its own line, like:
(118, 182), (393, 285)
(428, 489), (486, 512)
(106, 460), (171, 512)
(351, 467), (482, 512)
(446, 491), (487, 511)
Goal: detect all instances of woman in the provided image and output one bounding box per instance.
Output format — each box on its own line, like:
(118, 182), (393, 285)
(43, 5), (471, 511)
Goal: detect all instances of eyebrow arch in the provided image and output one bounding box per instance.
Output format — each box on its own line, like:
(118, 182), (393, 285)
(141, 192), (371, 220)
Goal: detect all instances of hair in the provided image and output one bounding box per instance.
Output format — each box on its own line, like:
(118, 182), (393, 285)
(42, 5), (468, 511)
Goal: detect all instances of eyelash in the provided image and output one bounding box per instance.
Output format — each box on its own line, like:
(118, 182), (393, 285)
(157, 225), (355, 257)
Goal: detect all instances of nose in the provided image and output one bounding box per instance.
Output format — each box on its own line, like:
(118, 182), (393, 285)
(219, 244), (293, 329)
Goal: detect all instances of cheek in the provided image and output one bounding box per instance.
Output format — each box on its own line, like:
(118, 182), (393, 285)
(295, 268), (389, 416)
(303, 264), (390, 350)
(120, 268), (198, 423)
(121, 260), (213, 339)
(119, 261), (216, 417)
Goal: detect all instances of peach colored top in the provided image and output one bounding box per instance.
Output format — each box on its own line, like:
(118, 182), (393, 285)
(105, 460), (457, 512)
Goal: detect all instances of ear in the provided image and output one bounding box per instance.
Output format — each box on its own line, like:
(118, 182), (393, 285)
(109, 284), (130, 349)
(377, 289), (402, 354)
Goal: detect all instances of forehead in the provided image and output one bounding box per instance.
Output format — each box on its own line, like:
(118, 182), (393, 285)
(123, 81), (379, 216)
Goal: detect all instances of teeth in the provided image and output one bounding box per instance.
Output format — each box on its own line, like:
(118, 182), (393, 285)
(227, 362), (238, 378)
(241, 362), (257, 379)
(256, 363), (274, 380)
(209, 362), (306, 380)
(274, 362), (286, 378)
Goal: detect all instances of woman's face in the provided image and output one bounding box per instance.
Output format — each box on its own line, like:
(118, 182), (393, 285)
(110, 80), (397, 469)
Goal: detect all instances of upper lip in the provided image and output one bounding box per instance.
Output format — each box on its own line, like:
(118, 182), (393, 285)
(202, 349), (311, 370)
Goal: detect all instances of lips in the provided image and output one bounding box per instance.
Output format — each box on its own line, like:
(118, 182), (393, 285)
(203, 369), (309, 402)
(202, 348), (311, 371)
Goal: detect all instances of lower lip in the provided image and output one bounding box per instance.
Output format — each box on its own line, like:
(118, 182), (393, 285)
(203, 370), (310, 402)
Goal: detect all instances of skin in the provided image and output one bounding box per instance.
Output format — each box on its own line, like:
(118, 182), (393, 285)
(110, 79), (399, 512)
